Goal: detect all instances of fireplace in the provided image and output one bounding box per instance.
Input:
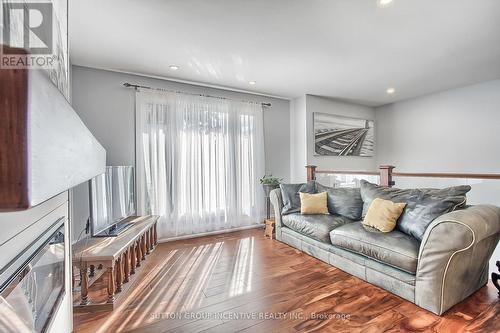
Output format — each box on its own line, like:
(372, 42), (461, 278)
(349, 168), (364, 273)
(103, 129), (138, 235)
(0, 218), (65, 333)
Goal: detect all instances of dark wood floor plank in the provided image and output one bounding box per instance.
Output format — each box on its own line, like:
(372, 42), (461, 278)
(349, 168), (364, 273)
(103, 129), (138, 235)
(73, 229), (500, 333)
(464, 303), (500, 333)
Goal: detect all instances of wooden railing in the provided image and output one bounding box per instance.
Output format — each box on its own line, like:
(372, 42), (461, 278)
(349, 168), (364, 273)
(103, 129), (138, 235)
(306, 165), (500, 187)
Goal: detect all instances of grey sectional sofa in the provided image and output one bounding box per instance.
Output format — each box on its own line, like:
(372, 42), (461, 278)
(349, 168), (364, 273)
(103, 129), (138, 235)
(270, 182), (500, 315)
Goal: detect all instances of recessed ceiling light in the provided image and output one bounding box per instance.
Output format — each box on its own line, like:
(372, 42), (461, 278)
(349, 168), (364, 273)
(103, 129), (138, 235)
(377, 0), (393, 7)
(249, 81), (256, 85)
(386, 87), (396, 94)
(169, 65), (179, 71)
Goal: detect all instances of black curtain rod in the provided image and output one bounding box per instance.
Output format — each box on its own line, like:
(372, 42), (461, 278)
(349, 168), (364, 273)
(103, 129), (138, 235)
(123, 82), (272, 107)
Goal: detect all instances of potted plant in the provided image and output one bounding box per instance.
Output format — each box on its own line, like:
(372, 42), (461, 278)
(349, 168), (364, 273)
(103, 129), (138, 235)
(260, 175), (282, 197)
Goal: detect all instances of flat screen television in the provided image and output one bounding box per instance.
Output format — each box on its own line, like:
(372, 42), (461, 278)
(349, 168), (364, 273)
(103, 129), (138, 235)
(89, 166), (136, 237)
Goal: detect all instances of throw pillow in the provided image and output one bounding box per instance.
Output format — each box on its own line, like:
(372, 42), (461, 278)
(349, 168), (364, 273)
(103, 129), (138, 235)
(360, 180), (417, 216)
(280, 182), (316, 215)
(397, 192), (467, 240)
(315, 183), (363, 220)
(360, 180), (471, 240)
(360, 180), (471, 216)
(300, 192), (329, 215)
(362, 198), (407, 233)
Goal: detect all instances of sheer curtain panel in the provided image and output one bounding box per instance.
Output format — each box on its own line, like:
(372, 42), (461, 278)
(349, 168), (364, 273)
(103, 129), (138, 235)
(136, 90), (265, 239)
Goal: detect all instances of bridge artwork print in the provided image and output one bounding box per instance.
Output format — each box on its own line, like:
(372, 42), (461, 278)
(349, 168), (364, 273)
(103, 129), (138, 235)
(314, 113), (374, 157)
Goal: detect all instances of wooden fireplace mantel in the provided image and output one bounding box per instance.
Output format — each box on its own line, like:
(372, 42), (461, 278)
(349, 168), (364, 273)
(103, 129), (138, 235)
(0, 46), (106, 211)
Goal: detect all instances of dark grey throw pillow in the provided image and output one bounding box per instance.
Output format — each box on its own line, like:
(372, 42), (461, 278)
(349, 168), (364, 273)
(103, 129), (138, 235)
(280, 182), (316, 215)
(360, 180), (415, 216)
(360, 180), (471, 240)
(360, 180), (471, 216)
(315, 183), (363, 220)
(397, 192), (467, 240)
(419, 185), (472, 198)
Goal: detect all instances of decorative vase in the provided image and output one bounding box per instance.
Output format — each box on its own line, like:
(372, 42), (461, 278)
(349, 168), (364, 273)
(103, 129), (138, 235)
(262, 184), (279, 219)
(262, 184), (279, 198)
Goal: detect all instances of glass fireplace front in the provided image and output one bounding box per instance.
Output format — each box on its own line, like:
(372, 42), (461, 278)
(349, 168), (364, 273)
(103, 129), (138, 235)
(0, 218), (66, 333)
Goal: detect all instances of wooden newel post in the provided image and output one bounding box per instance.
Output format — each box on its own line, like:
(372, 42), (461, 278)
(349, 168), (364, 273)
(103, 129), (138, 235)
(306, 165), (317, 182)
(379, 165), (395, 187)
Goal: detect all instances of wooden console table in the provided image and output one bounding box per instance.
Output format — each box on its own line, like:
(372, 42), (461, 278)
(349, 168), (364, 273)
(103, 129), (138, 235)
(72, 215), (158, 311)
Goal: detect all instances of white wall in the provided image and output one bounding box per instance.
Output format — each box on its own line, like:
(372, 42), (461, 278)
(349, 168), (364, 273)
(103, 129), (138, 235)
(290, 96), (307, 182)
(306, 95), (377, 172)
(376, 80), (500, 172)
(71, 65), (291, 239)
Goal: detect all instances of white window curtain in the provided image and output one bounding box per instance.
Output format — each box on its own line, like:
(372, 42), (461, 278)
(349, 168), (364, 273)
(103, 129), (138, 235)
(135, 89), (265, 240)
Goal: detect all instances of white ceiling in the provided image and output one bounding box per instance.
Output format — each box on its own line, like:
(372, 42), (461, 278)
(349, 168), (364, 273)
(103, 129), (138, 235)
(69, 0), (500, 106)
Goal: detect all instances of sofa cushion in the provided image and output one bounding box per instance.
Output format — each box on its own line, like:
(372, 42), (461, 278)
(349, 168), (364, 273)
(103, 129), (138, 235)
(280, 182), (316, 215)
(315, 183), (363, 220)
(330, 222), (420, 274)
(282, 213), (352, 243)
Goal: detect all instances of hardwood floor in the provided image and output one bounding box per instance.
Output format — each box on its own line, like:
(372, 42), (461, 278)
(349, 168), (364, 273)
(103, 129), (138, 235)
(73, 229), (500, 333)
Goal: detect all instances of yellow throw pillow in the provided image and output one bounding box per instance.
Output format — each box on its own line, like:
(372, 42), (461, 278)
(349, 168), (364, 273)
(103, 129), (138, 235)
(362, 198), (406, 233)
(300, 192), (329, 215)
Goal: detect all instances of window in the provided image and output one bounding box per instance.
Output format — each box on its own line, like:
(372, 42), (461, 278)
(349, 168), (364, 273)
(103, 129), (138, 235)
(136, 91), (265, 239)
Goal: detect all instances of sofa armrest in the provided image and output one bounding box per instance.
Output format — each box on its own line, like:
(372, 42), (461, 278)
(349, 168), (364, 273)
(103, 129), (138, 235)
(415, 205), (500, 315)
(270, 188), (283, 228)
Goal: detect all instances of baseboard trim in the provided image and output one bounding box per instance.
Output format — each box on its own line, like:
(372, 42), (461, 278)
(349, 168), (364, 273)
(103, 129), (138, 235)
(157, 224), (264, 243)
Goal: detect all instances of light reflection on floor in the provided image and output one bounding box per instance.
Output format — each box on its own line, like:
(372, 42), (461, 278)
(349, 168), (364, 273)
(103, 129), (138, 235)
(94, 236), (257, 333)
(229, 237), (254, 297)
